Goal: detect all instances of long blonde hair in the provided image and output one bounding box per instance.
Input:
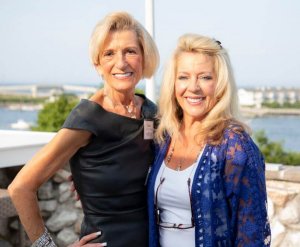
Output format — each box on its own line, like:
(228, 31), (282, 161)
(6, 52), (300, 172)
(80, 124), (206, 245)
(89, 11), (159, 78)
(155, 33), (249, 145)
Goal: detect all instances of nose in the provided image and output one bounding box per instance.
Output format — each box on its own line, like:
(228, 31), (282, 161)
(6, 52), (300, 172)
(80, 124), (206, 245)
(187, 77), (201, 91)
(115, 52), (127, 69)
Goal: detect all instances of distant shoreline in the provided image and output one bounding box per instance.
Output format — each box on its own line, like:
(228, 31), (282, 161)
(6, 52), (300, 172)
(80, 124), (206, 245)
(0, 103), (43, 111)
(241, 107), (300, 117)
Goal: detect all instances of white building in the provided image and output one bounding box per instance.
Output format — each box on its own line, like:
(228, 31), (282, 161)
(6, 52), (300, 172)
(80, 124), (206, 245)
(238, 87), (300, 107)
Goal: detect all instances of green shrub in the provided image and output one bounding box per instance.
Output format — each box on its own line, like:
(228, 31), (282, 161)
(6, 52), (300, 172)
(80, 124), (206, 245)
(32, 95), (79, 132)
(254, 130), (300, 166)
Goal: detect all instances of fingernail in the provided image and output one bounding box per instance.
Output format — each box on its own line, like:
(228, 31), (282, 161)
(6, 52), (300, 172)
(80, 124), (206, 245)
(100, 242), (107, 246)
(96, 231), (102, 236)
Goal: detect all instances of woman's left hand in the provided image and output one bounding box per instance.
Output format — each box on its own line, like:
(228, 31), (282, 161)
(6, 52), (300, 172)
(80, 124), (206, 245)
(68, 175), (80, 201)
(68, 232), (106, 247)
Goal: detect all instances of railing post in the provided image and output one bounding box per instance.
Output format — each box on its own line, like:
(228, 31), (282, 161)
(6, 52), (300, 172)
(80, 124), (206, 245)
(145, 0), (156, 102)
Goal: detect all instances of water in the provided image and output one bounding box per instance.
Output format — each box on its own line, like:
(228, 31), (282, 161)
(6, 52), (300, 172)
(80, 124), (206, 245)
(0, 107), (299, 152)
(0, 107), (39, 130)
(246, 115), (300, 152)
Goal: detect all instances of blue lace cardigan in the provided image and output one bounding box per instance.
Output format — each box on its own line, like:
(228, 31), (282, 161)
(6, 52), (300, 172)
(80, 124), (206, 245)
(147, 128), (271, 247)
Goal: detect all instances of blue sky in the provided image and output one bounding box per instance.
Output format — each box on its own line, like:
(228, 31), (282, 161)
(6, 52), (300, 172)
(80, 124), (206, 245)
(0, 0), (300, 88)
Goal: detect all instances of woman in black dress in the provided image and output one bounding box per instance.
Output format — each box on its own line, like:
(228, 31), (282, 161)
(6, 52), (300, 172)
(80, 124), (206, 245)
(8, 11), (159, 247)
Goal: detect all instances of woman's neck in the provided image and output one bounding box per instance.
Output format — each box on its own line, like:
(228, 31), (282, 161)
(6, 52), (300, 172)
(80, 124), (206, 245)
(103, 87), (135, 106)
(99, 87), (139, 119)
(178, 119), (205, 146)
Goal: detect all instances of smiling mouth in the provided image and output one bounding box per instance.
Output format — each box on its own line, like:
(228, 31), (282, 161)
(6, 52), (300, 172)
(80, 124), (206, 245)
(186, 96), (206, 104)
(113, 72), (133, 79)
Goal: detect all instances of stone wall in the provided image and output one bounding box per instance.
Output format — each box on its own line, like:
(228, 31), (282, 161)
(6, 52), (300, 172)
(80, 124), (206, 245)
(1, 165), (300, 246)
(266, 165), (300, 247)
(0, 166), (83, 247)
(36, 169), (83, 247)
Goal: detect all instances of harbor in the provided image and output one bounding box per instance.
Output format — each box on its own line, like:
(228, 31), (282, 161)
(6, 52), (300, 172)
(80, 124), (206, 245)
(241, 106), (300, 117)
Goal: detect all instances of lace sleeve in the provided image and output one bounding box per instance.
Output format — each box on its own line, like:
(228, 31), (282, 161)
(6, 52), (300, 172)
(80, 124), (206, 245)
(224, 131), (271, 246)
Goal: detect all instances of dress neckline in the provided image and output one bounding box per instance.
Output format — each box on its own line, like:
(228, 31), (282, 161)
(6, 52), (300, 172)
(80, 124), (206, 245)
(81, 95), (147, 122)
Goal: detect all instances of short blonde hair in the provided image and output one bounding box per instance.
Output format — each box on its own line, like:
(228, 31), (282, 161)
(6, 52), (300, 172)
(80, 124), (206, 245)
(156, 33), (248, 145)
(89, 11), (159, 78)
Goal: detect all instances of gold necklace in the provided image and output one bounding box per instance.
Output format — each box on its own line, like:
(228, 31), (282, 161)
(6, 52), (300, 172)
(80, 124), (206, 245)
(104, 92), (137, 118)
(166, 136), (204, 171)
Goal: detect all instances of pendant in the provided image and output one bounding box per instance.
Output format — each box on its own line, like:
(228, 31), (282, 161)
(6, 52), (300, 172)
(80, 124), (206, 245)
(176, 165), (181, 171)
(125, 105), (133, 113)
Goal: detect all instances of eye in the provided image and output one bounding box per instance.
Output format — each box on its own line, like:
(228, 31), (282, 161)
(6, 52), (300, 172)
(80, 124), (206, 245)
(103, 50), (114, 57)
(126, 48), (137, 55)
(199, 75), (213, 81)
(177, 75), (188, 80)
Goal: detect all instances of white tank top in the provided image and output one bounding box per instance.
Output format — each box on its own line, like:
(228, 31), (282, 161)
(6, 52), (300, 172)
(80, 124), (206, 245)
(154, 152), (202, 247)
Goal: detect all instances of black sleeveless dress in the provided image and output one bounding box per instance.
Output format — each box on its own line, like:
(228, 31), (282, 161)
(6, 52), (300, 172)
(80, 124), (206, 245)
(62, 95), (157, 247)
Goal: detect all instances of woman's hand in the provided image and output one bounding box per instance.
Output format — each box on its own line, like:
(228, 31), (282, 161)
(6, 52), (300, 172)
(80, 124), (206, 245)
(68, 232), (106, 247)
(68, 175), (80, 201)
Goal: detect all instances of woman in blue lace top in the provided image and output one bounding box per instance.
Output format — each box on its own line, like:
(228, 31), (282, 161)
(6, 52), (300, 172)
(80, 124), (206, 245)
(147, 34), (271, 246)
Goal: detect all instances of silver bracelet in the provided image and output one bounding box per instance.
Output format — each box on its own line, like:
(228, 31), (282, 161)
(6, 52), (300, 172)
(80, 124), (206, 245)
(31, 227), (57, 247)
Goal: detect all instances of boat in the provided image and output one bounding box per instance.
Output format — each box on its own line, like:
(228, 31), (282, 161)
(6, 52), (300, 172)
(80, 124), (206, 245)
(10, 119), (31, 130)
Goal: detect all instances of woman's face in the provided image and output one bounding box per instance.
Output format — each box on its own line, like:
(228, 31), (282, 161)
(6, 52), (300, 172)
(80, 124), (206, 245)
(98, 30), (143, 93)
(175, 52), (217, 122)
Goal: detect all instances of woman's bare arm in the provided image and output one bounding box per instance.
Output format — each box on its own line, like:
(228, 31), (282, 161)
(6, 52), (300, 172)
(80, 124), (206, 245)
(8, 128), (91, 242)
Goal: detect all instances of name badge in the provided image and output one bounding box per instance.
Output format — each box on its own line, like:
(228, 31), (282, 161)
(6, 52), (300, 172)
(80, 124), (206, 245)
(144, 120), (154, 140)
